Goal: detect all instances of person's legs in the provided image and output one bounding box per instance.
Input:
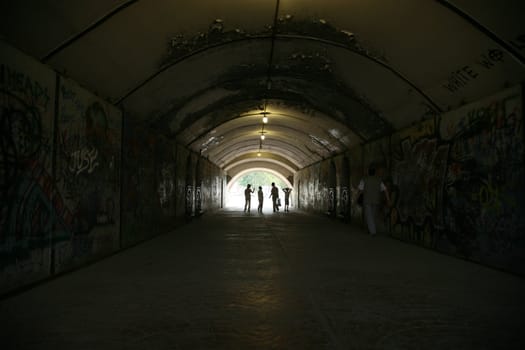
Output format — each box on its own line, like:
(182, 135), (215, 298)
(272, 197), (277, 212)
(364, 203), (377, 235)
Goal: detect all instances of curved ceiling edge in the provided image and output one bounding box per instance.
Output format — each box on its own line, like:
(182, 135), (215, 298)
(41, 0), (140, 62)
(226, 163), (294, 183)
(435, 0), (525, 66)
(218, 148), (312, 169)
(227, 167), (293, 189)
(210, 138), (316, 166)
(166, 83), (383, 142)
(116, 35), (441, 112)
(224, 157), (298, 174)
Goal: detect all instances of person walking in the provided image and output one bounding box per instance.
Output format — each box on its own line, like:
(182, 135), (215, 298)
(269, 182), (279, 212)
(244, 184), (254, 212)
(357, 167), (390, 235)
(257, 186), (264, 213)
(282, 187), (292, 212)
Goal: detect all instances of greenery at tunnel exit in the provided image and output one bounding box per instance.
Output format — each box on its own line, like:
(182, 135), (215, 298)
(236, 171), (287, 188)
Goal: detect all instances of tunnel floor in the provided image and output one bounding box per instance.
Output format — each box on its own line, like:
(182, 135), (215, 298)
(1, 209), (524, 349)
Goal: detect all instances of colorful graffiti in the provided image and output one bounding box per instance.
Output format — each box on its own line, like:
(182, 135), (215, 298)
(388, 87), (525, 272)
(297, 86), (524, 275)
(0, 55), (56, 292)
(51, 78), (121, 271)
(1, 42), (225, 295)
(390, 132), (449, 246)
(59, 100), (117, 208)
(439, 88), (524, 265)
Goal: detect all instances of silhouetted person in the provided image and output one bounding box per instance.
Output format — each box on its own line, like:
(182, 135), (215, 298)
(257, 186), (264, 213)
(357, 167), (390, 235)
(269, 182), (279, 212)
(282, 187), (292, 212)
(244, 184), (254, 212)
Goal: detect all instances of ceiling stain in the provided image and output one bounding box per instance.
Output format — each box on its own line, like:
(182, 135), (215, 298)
(162, 16), (387, 68)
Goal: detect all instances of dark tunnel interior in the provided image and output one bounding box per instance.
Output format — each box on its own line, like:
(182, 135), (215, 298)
(1, 1), (525, 348)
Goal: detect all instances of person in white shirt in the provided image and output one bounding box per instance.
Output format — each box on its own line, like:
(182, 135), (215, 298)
(357, 167), (391, 235)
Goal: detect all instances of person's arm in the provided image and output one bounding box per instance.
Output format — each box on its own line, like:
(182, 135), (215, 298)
(357, 179), (364, 195)
(381, 182), (391, 205)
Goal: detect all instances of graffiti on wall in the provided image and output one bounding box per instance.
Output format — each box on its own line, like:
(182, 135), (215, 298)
(328, 187), (335, 214)
(185, 185), (194, 217)
(68, 146), (99, 175)
(348, 146), (363, 222)
(340, 186), (349, 219)
(154, 138), (177, 216)
(442, 48), (506, 93)
(54, 78), (121, 271)
(122, 128), (156, 231)
(363, 138), (390, 173)
(121, 128), (180, 246)
(158, 163), (175, 209)
(439, 88), (524, 264)
(0, 55), (58, 292)
(387, 87), (525, 273)
(390, 119), (449, 246)
(195, 186), (202, 214)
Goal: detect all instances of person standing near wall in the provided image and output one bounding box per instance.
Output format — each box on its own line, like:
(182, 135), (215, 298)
(257, 186), (264, 213)
(269, 182), (279, 212)
(244, 184), (254, 212)
(358, 167), (391, 235)
(282, 187), (292, 212)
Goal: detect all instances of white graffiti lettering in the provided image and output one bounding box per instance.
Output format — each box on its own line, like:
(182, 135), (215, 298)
(69, 147), (99, 175)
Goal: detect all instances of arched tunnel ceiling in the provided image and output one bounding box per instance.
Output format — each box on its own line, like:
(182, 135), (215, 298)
(2, 0), (524, 174)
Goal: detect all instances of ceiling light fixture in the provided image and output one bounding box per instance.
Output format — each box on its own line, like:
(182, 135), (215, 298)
(254, 0), (280, 160)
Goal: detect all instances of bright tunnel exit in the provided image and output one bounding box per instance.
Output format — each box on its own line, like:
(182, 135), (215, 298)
(225, 169), (293, 211)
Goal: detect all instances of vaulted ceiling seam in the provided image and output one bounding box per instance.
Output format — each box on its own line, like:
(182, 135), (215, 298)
(162, 79), (389, 142)
(116, 34), (442, 115)
(41, 0), (140, 62)
(435, 0), (525, 66)
(224, 158), (298, 174)
(185, 112), (349, 150)
(31, 0), (520, 119)
(210, 137), (315, 164)
(202, 127), (334, 159)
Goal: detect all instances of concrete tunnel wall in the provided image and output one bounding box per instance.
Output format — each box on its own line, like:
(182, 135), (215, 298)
(295, 85), (525, 276)
(2, 37), (525, 295)
(0, 42), (225, 296)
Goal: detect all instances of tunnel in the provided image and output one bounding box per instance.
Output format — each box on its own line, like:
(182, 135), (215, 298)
(1, 1), (525, 348)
